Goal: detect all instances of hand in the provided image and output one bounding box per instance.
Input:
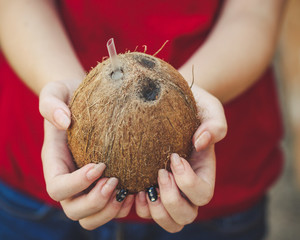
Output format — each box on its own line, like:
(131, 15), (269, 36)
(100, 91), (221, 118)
(135, 84), (227, 233)
(39, 81), (134, 230)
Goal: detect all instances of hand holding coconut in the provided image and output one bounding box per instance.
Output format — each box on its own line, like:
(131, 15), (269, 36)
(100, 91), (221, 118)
(39, 41), (227, 232)
(135, 84), (227, 232)
(40, 81), (136, 228)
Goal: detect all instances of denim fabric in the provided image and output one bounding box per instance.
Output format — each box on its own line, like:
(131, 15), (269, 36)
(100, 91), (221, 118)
(0, 181), (118, 240)
(121, 198), (267, 240)
(0, 181), (267, 240)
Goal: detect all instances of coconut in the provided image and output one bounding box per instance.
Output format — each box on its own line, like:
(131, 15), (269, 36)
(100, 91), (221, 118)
(67, 52), (200, 193)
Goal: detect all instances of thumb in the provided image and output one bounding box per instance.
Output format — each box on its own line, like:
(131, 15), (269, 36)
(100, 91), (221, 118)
(191, 86), (227, 151)
(39, 81), (72, 130)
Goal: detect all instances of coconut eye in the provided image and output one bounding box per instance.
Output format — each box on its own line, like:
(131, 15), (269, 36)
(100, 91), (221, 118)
(110, 69), (124, 80)
(139, 78), (160, 102)
(137, 57), (156, 69)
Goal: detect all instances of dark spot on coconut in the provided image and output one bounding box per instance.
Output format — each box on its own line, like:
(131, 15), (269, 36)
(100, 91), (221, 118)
(137, 57), (156, 69)
(139, 78), (160, 102)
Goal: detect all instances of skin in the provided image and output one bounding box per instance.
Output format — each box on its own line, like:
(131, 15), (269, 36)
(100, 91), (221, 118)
(179, 0), (286, 104)
(0, 0), (285, 233)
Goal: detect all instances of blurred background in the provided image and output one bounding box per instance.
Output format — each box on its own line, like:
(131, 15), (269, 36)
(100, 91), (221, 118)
(267, 0), (300, 239)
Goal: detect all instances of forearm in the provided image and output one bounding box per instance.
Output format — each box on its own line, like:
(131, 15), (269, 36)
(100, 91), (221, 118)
(179, 0), (286, 103)
(0, 0), (84, 95)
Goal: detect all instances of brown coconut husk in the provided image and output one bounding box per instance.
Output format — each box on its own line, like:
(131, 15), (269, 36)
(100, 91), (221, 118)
(67, 52), (200, 193)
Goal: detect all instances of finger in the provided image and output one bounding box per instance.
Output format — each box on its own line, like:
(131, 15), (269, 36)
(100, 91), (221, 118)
(42, 120), (74, 172)
(158, 169), (198, 225)
(79, 192), (126, 230)
(115, 194), (135, 218)
(147, 190), (184, 233)
(46, 163), (105, 201)
(192, 86), (227, 151)
(42, 120), (106, 201)
(61, 177), (118, 220)
(170, 152), (215, 206)
(39, 81), (71, 130)
(135, 191), (151, 219)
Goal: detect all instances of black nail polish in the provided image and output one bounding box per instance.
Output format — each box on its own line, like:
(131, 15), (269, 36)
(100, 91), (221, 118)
(147, 186), (158, 202)
(116, 189), (128, 202)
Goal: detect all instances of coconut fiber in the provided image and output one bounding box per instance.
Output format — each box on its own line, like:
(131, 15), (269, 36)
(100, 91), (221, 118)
(67, 52), (200, 193)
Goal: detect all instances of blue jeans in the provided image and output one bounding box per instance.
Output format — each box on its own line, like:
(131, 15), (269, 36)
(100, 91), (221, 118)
(0, 181), (267, 240)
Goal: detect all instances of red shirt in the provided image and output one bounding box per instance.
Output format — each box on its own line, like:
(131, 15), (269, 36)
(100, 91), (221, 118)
(0, 0), (283, 221)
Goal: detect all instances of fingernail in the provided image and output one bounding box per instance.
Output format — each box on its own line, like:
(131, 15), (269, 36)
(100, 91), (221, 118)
(122, 194), (134, 208)
(101, 177), (118, 197)
(158, 169), (169, 185)
(195, 131), (211, 151)
(147, 186), (158, 202)
(171, 153), (184, 172)
(138, 191), (147, 205)
(86, 163), (105, 181)
(116, 189), (129, 202)
(53, 108), (71, 129)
